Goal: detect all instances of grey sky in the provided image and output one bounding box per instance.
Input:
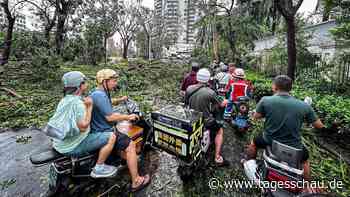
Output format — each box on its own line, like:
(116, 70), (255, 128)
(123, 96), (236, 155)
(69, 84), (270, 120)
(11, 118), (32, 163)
(298, 0), (318, 17)
(142, 0), (154, 8)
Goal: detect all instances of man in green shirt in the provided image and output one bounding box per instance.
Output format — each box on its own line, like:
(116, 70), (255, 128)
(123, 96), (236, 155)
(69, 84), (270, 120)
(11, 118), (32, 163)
(246, 75), (325, 179)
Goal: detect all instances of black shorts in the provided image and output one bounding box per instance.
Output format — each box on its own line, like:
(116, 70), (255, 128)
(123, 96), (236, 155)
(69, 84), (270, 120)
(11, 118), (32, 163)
(113, 132), (131, 151)
(206, 121), (222, 132)
(105, 132), (131, 165)
(205, 121), (222, 140)
(254, 135), (309, 162)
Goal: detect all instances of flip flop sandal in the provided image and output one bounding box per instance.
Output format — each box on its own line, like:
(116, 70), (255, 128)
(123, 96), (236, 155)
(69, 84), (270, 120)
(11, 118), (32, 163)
(214, 156), (230, 167)
(130, 174), (151, 193)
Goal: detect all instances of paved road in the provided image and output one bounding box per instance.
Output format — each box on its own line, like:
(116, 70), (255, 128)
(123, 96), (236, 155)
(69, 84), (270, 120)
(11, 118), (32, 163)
(0, 125), (254, 197)
(0, 128), (50, 197)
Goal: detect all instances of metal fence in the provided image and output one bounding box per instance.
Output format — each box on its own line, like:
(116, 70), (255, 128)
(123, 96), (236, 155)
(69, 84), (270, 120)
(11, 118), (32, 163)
(255, 54), (350, 95)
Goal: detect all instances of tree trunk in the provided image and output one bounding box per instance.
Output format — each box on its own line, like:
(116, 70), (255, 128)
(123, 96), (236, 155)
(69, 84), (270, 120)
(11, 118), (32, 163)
(146, 34), (151, 60)
(122, 40), (130, 59)
(213, 23), (219, 61)
(104, 36), (107, 64)
(226, 19), (236, 59)
(286, 17), (297, 80)
(55, 12), (67, 55)
(44, 27), (51, 48)
(271, 0), (279, 35)
(2, 17), (15, 64)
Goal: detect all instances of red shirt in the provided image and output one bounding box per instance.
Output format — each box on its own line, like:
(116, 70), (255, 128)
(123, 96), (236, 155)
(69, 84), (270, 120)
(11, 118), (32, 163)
(181, 71), (198, 91)
(225, 79), (254, 101)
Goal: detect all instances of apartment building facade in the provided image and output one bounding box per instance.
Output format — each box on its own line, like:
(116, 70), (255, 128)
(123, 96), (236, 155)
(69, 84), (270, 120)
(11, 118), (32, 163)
(154, 0), (201, 57)
(0, 7), (27, 32)
(0, 6), (42, 32)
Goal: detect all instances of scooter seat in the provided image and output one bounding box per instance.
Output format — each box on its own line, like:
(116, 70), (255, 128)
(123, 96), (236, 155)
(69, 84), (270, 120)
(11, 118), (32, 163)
(265, 141), (303, 169)
(30, 149), (64, 165)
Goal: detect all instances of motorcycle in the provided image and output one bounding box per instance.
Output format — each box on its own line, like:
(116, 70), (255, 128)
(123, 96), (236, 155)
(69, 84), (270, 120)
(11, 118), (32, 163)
(29, 99), (152, 196)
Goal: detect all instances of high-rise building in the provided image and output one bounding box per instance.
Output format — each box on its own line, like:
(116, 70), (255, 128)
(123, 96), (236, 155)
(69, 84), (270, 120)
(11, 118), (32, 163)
(0, 5), (42, 32)
(0, 7), (27, 32)
(154, 0), (201, 56)
(26, 11), (43, 32)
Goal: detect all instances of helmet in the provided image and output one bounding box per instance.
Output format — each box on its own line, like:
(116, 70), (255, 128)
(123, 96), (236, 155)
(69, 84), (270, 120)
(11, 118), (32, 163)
(62, 71), (87, 88)
(220, 63), (228, 72)
(197, 68), (211, 83)
(96, 69), (118, 85)
(232, 68), (245, 79)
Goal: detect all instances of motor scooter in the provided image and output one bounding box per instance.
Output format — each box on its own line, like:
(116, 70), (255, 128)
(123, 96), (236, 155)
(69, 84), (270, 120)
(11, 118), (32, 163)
(29, 99), (152, 196)
(243, 140), (334, 197)
(242, 97), (334, 197)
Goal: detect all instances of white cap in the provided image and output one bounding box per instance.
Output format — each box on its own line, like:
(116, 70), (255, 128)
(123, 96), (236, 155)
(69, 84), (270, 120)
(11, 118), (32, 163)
(233, 68), (245, 79)
(196, 68), (211, 83)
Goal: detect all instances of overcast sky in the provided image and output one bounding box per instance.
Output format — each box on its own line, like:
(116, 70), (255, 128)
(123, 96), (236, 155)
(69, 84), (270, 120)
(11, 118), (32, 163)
(142, 0), (154, 9)
(298, 0), (318, 17)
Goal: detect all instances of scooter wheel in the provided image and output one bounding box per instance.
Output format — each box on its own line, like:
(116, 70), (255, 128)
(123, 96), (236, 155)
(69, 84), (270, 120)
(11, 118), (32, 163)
(239, 105), (248, 113)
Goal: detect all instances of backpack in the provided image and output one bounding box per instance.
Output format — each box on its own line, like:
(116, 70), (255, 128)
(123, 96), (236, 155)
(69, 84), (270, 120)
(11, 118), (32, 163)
(43, 96), (82, 140)
(184, 84), (205, 106)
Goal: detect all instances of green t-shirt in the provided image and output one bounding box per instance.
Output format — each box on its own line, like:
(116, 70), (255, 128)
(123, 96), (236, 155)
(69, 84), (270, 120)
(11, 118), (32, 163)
(256, 93), (317, 148)
(52, 95), (90, 154)
(186, 84), (223, 119)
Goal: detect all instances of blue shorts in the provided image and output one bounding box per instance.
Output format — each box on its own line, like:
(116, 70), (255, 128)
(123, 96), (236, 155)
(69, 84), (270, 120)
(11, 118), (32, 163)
(64, 132), (112, 157)
(91, 127), (132, 152)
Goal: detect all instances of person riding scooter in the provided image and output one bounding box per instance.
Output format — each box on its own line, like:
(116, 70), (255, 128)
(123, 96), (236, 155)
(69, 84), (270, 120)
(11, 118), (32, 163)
(185, 68), (229, 167)
(89, 69), (151, 192)
(213, 63), (231, 97)
(49, 71), (118, 178)
(224, 68), (253, 121)
(245, 75), (326, 180)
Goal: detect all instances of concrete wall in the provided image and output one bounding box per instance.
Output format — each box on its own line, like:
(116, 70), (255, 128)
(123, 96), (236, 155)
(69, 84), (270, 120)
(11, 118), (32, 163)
(253, 20), (337, 58)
